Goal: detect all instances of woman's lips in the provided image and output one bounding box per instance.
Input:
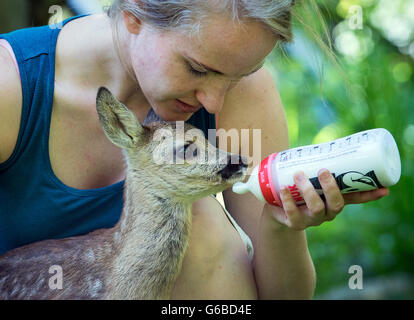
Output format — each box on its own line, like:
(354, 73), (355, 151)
(174, 99), (201, 113)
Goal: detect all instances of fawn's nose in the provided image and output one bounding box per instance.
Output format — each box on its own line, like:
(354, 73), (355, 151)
(218, 155), (248, 179)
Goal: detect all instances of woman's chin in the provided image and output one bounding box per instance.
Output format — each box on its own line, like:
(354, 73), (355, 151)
(155, 109), (194, 122)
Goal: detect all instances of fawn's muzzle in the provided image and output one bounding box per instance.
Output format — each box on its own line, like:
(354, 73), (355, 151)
(218, 155), (248, 179)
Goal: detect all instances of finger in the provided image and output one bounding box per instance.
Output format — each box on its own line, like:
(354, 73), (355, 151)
(317, 169), (345, 220)
(343, 188), (389, 204)
(279, 185), (306, 230)
(293, 171), (326, 226)
(268, 204), (289, 226)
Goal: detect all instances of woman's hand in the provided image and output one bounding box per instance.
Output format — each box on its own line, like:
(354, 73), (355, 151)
(268, 169), (390, 231)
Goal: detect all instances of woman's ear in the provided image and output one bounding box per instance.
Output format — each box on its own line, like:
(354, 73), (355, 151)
(122, 11), (142, 35)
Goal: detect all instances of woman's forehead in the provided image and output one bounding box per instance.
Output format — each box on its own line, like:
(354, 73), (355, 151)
(174, 15), (277, 76)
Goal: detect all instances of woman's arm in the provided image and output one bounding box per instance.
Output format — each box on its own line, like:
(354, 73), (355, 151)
(218, 67), (316, 299)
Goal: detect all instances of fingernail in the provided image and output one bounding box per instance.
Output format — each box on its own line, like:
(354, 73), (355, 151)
(318, 169), (330, 182)
(280, 185), (289, 195)
(295, 171), (305, 182)
(380, 188), (389, 197)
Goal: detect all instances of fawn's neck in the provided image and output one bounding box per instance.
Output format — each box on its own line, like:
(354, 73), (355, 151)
(109, 169), (192, 299)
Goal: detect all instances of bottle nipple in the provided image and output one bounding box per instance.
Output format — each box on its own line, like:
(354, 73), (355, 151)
(232, 182), (249, 194)
(232, 165), (267, 204)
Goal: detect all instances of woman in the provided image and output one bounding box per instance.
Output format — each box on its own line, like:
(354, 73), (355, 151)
(0, 0), (389, 299)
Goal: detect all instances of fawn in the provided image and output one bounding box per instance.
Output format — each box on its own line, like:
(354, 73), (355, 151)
(0, 87), (247, 299)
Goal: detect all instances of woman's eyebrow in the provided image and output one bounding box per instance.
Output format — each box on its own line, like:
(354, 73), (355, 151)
(186, 56), (264, 77)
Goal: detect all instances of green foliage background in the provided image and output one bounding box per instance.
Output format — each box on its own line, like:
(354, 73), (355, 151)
(265, 0), (414, 298)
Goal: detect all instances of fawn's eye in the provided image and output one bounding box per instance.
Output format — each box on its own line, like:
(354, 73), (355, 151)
(185, 143), (198, 157)
(183, 142), (198, 158)
(175, 142), (198, 161)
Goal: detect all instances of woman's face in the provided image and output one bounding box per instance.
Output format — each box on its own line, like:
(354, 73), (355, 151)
(124, 13), (278, 121)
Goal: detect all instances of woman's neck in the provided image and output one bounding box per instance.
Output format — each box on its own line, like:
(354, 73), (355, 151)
(55, 13), (148, 115)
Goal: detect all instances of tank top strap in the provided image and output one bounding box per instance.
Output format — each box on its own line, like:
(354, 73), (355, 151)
(0, 15), (90, 172)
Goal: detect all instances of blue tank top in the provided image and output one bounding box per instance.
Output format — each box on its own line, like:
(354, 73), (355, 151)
(0, 15), (216, 254)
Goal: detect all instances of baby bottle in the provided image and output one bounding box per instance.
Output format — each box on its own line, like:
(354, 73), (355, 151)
(232, 128), (401, 206)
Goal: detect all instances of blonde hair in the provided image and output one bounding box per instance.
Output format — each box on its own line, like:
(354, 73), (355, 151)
(107, 0), (295, 40)
(105, 0), (339, 83)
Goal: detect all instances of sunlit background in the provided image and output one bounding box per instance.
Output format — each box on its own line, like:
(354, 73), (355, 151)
(1, 0), (413, 299)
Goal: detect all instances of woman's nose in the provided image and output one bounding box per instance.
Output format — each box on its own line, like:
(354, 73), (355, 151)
(196, 79), (232, 114)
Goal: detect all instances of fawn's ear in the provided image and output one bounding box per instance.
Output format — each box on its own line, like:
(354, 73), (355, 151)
(96, 87), (143, 149)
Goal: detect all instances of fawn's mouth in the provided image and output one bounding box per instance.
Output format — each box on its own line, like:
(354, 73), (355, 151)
(218, 162), (248, 181)
(217, 154), (248, 179)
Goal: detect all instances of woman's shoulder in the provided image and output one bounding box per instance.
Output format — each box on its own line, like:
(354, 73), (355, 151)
(54, 14), (114, 108)
(219, 67), (286, 130)
(218, 67), (289, 157)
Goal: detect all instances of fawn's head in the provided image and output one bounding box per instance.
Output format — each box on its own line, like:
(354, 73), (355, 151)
(96, 87), (247, 202)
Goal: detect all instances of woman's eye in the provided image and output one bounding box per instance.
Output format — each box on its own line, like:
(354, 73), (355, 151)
(188, 63), (208, 77)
